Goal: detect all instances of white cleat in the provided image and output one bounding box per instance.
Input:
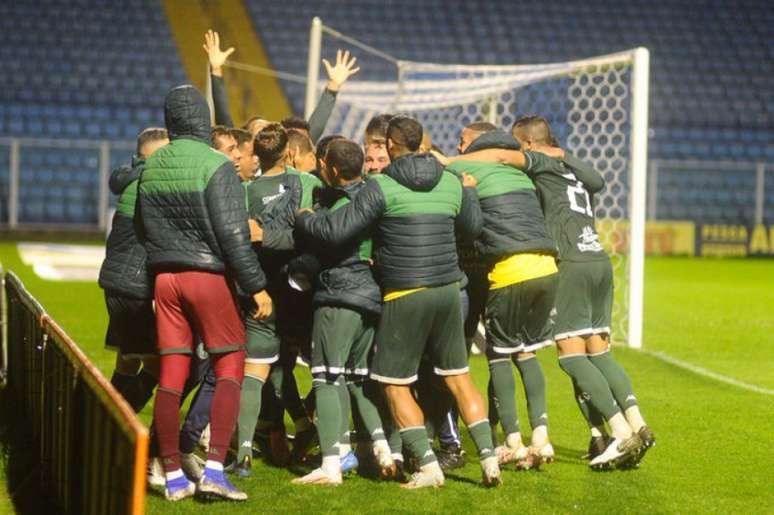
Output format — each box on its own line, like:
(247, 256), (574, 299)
(147, 457), (165, 488)
(400, 468), (445, 489)
(375, 445), (397, 478)
(291, 467), (343, 485)
(590, 434), (642, 470)
(181, 452), (205, 481)
(481, 456), (503, 487)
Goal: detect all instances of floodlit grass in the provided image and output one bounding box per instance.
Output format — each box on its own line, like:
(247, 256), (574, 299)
(1, 243), (772, 513)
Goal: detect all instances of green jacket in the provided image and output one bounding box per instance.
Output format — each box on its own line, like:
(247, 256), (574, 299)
(138, 85), (267, 296)
(296, 153), (482, 290)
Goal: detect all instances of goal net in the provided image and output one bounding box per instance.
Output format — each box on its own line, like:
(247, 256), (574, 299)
(226, 18), (650, 347)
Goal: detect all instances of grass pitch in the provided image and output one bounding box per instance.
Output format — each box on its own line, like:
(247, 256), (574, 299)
(0, 242), (772, 514)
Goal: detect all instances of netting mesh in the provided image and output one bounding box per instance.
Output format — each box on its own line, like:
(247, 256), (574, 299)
(319, 53), (635, 342)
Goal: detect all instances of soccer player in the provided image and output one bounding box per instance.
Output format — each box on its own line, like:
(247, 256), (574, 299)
(296, 116), (502, 489)
(287, 129), (317, 172)
(138, 85), (272, 501)
(99, 127), (168, 412)
(230, 128), (258, 181)
(211, 125), (242, 172)
(444, 122), (559, 469)
(510, 115), (653, 468)
(364, 142), (390, 175)
(231, 123), (321, 477)
(291, 139), (393, 485)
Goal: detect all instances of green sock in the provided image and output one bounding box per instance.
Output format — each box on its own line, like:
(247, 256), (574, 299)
(558, 355), (620, 420)
(313, 377), (342, 457)
(337, 378), (351, 453)
(467, 419), (495, 460)
(347, 378), (386, 443)
(236, 375), (265, 461)
(488, 359), (520, 435)
(572, 379), (607, 429)
(400, 427), (437, 466)
(515, 355), (548, 430)
(588, 350), (639, 410)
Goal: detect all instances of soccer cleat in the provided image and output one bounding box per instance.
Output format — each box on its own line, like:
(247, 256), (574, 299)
(340, 451), (359, 474)
(197, 468), (248, 501)
(400, 468), (445, 489)
(589, 433), (642, 470)
(374, 445), (397, 478)
(147, 457), (165, 488)
(517, 440), (555, 471)
(436, 443), (466, 472)
(481, 456), (503, 487)
(621, 426), (656, 469)
(584, 435), (611, 461)
(164, 474), (196, 502)
(181, 452), (205, 481)
(225, 455), (253, 478)
(495, 443), (528, 465)
(291, 467), (343, 485)
(290, 427), (318, 464)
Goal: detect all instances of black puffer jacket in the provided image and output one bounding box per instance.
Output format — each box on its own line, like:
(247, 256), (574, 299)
(296, 153), (482, 290)
(98, 156), (152, 299)
(462, 131), (557, 259)
(137, 85), (267, 295)
(289, 181), (381, 314)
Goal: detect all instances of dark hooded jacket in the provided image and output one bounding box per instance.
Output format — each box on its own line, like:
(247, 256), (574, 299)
(98, 156), (152, 299)
(296, 153), (483, 290)
(288, 180), (381, 315)
(447, 130), (557, 261)
(137, 85), (267, 295)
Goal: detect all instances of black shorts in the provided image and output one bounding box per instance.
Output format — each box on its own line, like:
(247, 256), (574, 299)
(104, 291), (156, 359)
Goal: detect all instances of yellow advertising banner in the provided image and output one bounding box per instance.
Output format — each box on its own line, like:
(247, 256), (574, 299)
(596, 219), (696, 256)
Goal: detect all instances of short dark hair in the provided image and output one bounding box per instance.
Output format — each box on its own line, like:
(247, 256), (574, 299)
(254, 123), (288, 169)
(229, 128), (253, 147)
(365, 113), (394, 143)
(325, 139), (364, 180)
(465, 121), (497, 133)
(281, 116), (310, 133)
(316, 134), (345, 164)
(386, 116), (423, 152)
(136, 127), (167, 156)
(512, 115), (560, 147)
(287, 129), (314, 156)
(211, 125), (232, 147)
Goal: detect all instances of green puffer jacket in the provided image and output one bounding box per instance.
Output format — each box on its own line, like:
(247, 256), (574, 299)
(98, 156), (152, 299)
(446, 130), (557, 261)
(137, 85), (267, 296)
(296, 153), (483, 290)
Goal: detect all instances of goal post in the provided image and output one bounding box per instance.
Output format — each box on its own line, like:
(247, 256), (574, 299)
(302, 20), (650, 347)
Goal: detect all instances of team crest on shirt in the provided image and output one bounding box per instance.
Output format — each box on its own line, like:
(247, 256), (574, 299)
(577, 225), (603, 252)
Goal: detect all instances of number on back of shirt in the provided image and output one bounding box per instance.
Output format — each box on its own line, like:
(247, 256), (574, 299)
(567, 181), (593, 217)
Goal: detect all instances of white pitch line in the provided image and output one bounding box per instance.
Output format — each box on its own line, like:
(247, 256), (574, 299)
(640, 349), (774, 396)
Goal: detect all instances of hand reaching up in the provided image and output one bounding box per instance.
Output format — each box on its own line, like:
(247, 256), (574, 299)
(323, 49), (360, 92)
(203, 29), (235, 77)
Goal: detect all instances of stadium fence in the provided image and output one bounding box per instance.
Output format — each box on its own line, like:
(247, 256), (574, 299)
(3, 271), (147, 515)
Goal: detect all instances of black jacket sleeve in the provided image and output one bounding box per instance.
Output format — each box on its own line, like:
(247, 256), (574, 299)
(295, 179), (385, 247)
(456, 185), (483, 245)
(563, 153), (605, 194)
(308, 89), (337, 143)
(205, 162), (267, 294)
(259, 176), (304, 251)
(211, 74), (235, 128)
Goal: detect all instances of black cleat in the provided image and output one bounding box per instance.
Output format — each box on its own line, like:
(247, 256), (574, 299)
(436, 444), (466, 472)
(584, 435), (611, 461)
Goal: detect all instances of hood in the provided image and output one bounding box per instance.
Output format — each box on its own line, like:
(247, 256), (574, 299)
(164, 85), (212, 142)
(383, 153), (444, 192)
(465, 130), (520, 154)
(109, 156), (144, 194)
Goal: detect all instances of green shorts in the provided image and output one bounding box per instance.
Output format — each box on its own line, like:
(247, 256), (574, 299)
(241, 297), (280, 365)
(485, 272), (558, 359)
(371, 283), (469, 385)
(310, 306), (375, 378)
(553, 259), (613, 340)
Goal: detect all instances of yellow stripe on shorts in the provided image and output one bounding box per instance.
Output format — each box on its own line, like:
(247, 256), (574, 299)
(488, 253), (558, 290)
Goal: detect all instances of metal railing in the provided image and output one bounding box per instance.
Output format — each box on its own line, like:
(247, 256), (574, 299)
(3, 271), (148, 514)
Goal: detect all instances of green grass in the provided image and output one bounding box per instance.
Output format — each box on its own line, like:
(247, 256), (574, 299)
(1, 243), (772, 513)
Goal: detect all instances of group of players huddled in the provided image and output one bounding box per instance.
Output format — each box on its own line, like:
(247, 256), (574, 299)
(98, 31), (655, 502)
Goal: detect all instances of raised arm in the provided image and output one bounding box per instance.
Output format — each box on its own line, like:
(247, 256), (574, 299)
(295, 179), (384, 247)
(203, 29), (235, 127)
(308, 50), (360, 142)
